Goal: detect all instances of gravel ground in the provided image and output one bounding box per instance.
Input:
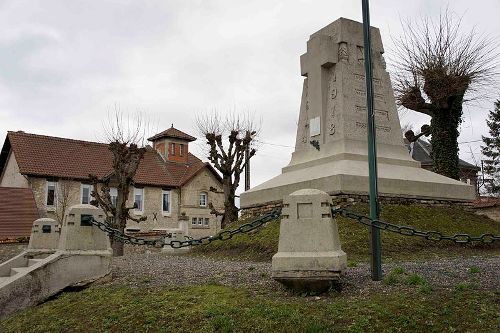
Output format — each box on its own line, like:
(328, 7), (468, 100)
(109, 252), (500, 295)
(2, 244), (498, 294)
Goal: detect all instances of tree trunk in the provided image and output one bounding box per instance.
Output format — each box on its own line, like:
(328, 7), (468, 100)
(111, 239), (124, 257)
(110, 217), (127, 257)
(221, 175), (238, 229)
(430, 97), (463, 180)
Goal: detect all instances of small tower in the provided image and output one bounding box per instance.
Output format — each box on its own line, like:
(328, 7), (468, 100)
(147, 125), (196, 163)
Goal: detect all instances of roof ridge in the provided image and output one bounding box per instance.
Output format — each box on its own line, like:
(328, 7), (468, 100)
(8, 131), (109, 147)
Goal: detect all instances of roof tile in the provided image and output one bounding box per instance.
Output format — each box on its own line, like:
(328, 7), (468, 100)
(4, 131), (215, 187)
(0, 187), (39, 239)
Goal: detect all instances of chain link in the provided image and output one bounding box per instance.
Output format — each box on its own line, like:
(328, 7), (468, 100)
(331, 207), (500, 244)
(88, 208), (282, 248)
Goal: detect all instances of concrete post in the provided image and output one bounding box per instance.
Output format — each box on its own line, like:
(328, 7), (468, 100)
(27, 218), (60, 251)
(272, 189), (347, 291)
(58, 204), (111, 252)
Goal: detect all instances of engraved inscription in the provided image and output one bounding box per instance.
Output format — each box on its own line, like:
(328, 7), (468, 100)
(339, 43), (348, 62)
(353, 73), (382, 86)
(356, 122), (391, 132)
(354, 105), (389, 120)
(357, 46), (364, 64)
(331, 88), (337, 99)
(329, 123), (335, 135)
(354, 89), (385, 103)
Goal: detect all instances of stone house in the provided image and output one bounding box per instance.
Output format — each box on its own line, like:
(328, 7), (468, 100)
(404, 138), (480, 194)
(0, 128), (224, 238)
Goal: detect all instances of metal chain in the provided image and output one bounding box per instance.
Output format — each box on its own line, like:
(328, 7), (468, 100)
(88, 208), (282, 248)
(332, 207), (500, 244)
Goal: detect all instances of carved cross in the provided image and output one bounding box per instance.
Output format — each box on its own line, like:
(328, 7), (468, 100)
(299, 35), (338, 140)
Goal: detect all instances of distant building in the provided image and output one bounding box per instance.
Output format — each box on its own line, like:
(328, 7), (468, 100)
(0, 127), (224, 238)
(0, 187), (39, 241)
(473, 196), (500, 221)
(404, 138), (480, 194)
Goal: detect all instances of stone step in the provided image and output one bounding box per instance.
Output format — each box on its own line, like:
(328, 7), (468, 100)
(10, 267), (31, 277)
(28, 259), (44, 267)
(0, 276), (11, 285)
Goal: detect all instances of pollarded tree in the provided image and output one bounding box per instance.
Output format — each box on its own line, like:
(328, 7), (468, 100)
(481, 100), (500, 196)
(197, 112), (259, 228)
(90, 112), (149, 256)
(393, 11), (498, 179)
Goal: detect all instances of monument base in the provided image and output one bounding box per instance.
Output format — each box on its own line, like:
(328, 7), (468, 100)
(241, 158), (476, 209)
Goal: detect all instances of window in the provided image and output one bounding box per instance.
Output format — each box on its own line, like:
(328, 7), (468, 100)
(81, 184), (93, 205)
(179, 144), (184, 156)
(192, 217), (197, 225)
(46, 181), (56, 207)
(162, 190), (171, 214)
(134, 187), (144, 212)
(199, 192), (208, 207)
(110, 187), (118, 207)
(204, 218), (209, 226)
(198, 218), (203, 226)
(170, 143), (175, 155)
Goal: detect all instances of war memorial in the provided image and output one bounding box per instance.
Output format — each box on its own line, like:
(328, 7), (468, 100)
(240, 18), (476, 211)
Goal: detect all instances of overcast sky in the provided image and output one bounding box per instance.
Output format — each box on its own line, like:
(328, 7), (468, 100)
(1, 0), (499, 191)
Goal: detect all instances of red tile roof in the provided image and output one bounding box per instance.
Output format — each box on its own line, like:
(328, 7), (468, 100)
(1, 131), (220, 187)
(0, 187), (39, 240)
(148, 127), (197, 142)
(473, 196), (500, 209)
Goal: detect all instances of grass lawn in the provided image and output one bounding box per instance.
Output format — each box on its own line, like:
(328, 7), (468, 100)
(1, 284), (498, 333)
(192, 203), (500, 262)
(1, 204), (499, 332)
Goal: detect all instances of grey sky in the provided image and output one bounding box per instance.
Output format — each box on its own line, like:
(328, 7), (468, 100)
(1, 0), (499, 190)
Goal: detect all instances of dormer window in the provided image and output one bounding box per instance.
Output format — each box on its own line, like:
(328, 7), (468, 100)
(180, 144), (184, 156)
(170, 143), (175, 156)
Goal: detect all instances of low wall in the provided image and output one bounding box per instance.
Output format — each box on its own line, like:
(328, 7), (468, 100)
(241, 193), (474, 218)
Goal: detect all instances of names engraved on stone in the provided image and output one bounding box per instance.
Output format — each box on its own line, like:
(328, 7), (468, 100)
(355, 122), (391, 132)
(354, 89), (385, 103)
(353, 73), (382, 86)
(354, 105), (389, 120)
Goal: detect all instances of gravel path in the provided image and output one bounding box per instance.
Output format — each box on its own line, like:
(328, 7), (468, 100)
(109, 253), (500, 294)
(2, 244), (498, 294)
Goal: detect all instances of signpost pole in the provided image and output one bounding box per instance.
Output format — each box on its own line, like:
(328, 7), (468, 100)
(361, 0), (383, 281)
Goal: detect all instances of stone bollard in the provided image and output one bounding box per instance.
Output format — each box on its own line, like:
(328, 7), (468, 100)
(28, 218), (60, 251)
(162, 229), (189, 253)
(58, 204), (111, 252)
(272, 189), (347, 292)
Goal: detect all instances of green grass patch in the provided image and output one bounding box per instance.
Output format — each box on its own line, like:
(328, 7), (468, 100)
(193, 203), (500, 262)
(1, 284), (498, 333)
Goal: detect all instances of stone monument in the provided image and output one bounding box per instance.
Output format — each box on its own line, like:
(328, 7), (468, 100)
(240, 18), (475, 209)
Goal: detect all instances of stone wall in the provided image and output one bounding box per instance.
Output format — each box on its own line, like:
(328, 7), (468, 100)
(241, 193), (475, 218)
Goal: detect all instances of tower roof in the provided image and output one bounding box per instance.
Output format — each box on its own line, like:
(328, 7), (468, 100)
(147, 126), (197, 142)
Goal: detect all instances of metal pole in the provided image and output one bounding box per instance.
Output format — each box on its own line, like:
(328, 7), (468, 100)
(361, 0), (383, 281)
(244, 146), (250, 191)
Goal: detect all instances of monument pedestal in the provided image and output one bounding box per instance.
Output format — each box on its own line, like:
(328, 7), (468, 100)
(241, 18), (475, 209)
(272, 189), (347, 292)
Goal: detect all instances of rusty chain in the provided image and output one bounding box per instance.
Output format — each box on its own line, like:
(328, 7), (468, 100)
(331, 207), (500, 244)
(87, 208), (282, 248)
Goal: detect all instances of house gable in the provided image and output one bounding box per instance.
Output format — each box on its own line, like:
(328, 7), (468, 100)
(0, 150), (29, 188)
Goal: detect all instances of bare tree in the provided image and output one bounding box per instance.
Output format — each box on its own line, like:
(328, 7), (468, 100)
(196, 112), (259, 228)
(54, 179), (78, 224)
(90, 110), (149, 256)
(392, 10), (499, 179)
